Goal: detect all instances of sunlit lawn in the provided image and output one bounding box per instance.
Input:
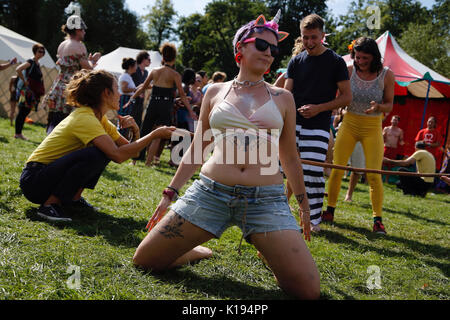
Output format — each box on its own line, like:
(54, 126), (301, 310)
(0, 118), (448, 300)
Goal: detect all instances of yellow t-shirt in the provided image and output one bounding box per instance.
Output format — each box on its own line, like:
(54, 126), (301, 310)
(408, 150), (436, 183)
(27, 106), (120, 164)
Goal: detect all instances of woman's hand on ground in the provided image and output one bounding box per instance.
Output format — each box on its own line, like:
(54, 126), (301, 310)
(299, 209), (311, 242)
(145, 195), (171, 231)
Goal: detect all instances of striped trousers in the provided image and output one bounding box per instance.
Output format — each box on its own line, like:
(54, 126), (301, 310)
(296, 125), (330, 226)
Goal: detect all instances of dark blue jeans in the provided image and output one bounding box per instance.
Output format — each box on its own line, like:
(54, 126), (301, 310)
(20, 147), (110, 205)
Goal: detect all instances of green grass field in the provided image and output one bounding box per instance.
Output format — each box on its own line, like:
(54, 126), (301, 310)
(0, 118), (448, 300)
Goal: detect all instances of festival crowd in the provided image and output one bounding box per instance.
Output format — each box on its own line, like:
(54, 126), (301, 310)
(1, 11), (448, 300)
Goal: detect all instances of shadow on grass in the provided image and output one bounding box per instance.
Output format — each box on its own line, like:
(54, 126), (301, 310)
(147, 267), (289, 300)
(357, 203), (449, 227)
(318, 222), (450, 277)
(323, 285), (356, 300)
(0, 201), (11, 213)
(24, 206), (145, 248)
(20, 139), (40, 146)
(0, 136), (9, 143)
(101, 168), (128, 182)
(153, 166), (177, 176)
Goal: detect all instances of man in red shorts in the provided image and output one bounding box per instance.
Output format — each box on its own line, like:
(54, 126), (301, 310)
(383, 115), (404, 160)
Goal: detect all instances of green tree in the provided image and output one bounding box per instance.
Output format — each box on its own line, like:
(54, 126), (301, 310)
(326, 0), (431, 56)
(326, 0), (377, 56)
(398, 0), (450, 78)
(141, 0), (177, 50)
(177, 0), (269, 79)
(78, 0), (145, 53)
(177, 14), (211, 72)
(0, 0), (145, 59)
(267, 0), (328, 69)
(380, 0), (430, 37)
(430, 0), (449, 37)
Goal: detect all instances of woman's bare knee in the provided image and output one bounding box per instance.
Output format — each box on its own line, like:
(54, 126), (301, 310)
(132, 250), (171, 271)
(278, 273), (320, 300)
(133, 210), (215, 272)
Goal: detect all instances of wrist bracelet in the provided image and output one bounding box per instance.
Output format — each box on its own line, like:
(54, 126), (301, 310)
(162, 188), (178, 202)
(167, 186), (179, 195)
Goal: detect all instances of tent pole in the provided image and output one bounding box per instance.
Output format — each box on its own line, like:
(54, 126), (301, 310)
(420, 80), (432, 129)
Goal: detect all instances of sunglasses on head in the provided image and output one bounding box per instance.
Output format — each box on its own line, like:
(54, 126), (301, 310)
(242, 37), (279, 57)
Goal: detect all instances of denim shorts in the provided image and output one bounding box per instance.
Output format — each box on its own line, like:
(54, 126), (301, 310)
(170, 173), (301, 243)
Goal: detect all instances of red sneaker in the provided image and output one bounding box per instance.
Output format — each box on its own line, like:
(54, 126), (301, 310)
(321, 211), (334, 223)
(373, 221), (387, 234)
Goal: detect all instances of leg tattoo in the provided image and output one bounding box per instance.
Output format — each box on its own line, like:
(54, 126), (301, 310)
(159, 213), (186, 239)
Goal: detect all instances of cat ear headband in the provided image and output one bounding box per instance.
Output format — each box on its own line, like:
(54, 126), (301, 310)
(234, 10), (289, 63)
(253, 10), (289, 42)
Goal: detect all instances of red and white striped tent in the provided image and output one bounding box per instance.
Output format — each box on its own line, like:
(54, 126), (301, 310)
(343, 31), (450, 168)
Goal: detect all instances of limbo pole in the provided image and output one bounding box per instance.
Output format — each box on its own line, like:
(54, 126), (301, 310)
(301, 159), (450, 178)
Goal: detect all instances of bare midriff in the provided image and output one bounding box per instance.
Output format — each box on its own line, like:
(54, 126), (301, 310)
(200, 137), (283, 186)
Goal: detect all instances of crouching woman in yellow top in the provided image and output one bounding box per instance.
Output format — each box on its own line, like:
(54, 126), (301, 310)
(20, 70), (175, 222)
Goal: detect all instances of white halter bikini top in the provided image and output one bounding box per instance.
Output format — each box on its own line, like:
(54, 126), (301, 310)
(208, 82), (284, 144)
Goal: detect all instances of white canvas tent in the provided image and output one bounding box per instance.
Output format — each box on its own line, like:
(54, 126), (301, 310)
(95, 47), (163, 121)
(95, 47), (162, 78)
(0, 25), (58, 124)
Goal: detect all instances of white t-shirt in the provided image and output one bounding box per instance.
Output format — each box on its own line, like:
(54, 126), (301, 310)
(118, 73), (136, 96)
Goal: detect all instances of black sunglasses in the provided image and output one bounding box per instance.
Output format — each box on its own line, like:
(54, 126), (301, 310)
(243, 37), (279, 57)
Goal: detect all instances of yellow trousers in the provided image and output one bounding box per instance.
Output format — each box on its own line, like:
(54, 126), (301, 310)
(327, 112), (384, 217)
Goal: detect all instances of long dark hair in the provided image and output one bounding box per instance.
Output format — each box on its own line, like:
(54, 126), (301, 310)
(351, 37), (383, 73)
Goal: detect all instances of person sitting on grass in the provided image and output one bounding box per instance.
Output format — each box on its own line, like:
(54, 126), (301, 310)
(19, 69), (175, 222)
(383, 141), (436, 197)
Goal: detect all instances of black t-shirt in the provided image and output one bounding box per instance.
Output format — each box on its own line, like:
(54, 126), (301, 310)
(131, 67), (148, 86)
(286, 49), (349, 130)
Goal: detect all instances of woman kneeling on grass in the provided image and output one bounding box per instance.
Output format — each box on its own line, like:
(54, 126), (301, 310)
(133, 12), (320, 299)
(20, 70), (175, 222)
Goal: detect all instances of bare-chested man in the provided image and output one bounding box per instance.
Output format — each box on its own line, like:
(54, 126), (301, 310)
(383, 115), (404, 160)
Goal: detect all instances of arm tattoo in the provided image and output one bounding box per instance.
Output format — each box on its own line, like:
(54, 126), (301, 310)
(271, 90), (284, 97)
(295, 193), (305, 204)
(159, 213), (186, 239)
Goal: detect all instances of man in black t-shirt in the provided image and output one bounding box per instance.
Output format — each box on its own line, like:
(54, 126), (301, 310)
(131, 51), (151, 129)
(284, 14), (352, 232)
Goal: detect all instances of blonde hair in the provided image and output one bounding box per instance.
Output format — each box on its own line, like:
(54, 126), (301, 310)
(292, 37), (304, 56)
